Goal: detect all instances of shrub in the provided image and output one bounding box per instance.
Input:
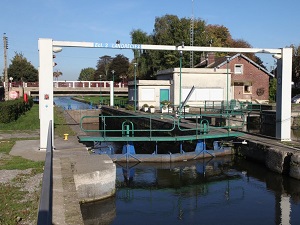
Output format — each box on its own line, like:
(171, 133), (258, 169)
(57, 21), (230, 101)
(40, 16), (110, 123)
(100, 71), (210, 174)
(0, 98), (33, 123)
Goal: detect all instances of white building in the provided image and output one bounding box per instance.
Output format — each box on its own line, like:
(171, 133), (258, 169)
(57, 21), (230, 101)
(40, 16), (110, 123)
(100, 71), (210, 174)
(128, 67), (231, 110)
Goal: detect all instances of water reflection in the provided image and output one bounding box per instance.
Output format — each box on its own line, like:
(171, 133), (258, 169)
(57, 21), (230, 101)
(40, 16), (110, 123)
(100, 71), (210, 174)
(81, 157), (300, 225)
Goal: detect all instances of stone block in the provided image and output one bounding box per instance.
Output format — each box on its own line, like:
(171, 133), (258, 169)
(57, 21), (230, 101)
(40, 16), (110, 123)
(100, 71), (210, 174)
(72, 154), (116, 203)
(290, 153), (300, 180)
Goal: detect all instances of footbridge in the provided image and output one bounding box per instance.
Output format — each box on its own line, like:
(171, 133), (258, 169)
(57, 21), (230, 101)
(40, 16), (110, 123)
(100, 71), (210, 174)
(5, 80), (128, 97)
(78, 111), (245, 160)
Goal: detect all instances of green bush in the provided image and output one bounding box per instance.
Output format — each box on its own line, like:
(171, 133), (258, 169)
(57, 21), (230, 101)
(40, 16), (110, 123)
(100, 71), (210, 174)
(0, 98), (33, 123)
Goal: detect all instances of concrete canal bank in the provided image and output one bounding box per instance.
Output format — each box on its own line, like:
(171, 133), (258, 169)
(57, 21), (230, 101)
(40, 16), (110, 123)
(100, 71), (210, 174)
(235, 133), (300, 180)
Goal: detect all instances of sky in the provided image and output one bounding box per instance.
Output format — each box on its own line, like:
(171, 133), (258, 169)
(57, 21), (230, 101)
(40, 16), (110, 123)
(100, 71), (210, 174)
(1, 0), (299, 81)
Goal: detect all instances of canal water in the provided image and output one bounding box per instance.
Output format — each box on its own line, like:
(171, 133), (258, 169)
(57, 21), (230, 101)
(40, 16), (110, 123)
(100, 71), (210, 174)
(53, 96), (96, 110)
(54, 97), (300, 224)
(81, 156), (300, 225)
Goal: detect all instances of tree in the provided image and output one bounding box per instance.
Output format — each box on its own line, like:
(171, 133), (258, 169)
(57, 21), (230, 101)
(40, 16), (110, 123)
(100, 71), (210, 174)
(130, 15), (235, 78)
(53, 70), (63, 81)
(269, 77), (277, 102)
(78, 67), (95, 81)
(108, 54), (129, 82)
(95, 55), (113, 81)
(130, 14), (265, 79)
(291, 44), (300, 86)
(7, 52), (38, 82)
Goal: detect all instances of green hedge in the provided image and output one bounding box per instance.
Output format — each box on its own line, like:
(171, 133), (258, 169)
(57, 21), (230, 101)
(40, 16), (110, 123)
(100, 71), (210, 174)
(0, 98), (33, 123)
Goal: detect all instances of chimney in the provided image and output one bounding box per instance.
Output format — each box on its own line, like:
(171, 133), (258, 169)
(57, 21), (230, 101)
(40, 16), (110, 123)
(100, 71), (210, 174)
(207, 52), (215, 65)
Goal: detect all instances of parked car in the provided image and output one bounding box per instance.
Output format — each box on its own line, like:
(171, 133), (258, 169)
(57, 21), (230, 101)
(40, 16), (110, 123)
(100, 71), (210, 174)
(292, 94), (300, 103)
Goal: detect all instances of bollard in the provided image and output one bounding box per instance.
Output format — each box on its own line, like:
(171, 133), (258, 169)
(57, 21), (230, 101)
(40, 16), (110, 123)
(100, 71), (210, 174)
(64, 133), (69, 141)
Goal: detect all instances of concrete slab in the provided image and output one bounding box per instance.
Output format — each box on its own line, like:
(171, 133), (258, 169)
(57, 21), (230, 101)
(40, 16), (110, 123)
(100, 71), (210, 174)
(72, 154), (116, 203)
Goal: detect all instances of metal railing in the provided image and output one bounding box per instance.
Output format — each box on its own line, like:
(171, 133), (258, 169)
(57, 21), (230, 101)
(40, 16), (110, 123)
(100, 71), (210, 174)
(80, 113), (245, 139)
(37, 120), (53, 225)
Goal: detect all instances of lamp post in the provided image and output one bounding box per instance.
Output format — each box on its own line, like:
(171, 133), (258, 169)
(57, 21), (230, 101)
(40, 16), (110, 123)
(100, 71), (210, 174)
(226, 56), (230, 110)
(111, 70), (115, 106)
(8, 77), (13, 100)
(133, 63), (137, 112)
(99, 75), (102, 105)
(9, 76), (13, 90)
(179, 51), (183, 113)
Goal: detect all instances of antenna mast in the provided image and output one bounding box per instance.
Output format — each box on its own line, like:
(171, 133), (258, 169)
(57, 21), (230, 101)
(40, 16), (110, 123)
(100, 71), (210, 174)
(190, 0), (194, 68)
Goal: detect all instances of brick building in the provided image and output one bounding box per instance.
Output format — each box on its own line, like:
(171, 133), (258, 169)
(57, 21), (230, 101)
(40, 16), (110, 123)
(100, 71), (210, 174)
(196, 53), (274, 103)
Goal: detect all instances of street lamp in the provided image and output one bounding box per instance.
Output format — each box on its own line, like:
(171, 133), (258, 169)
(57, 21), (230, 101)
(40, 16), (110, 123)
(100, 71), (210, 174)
(133, 63), (137, 112)
(111, 70), (115, 106)
(179, 51), (183, 113)
(9, 76), (13, 90)
(8, 77), (13, 100)
(226, 56), (231, 110)
(99, 75), (102, 105)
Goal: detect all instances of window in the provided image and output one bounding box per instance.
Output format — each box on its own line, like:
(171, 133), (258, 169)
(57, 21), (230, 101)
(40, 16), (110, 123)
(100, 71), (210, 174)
(234, 64), (243, 74)
(244, 84), (252, 94)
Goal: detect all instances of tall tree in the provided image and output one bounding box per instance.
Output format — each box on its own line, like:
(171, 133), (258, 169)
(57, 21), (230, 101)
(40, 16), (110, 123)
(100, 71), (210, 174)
(95, 55), (113, 81)
(7, 52), (38, 82)
(108, 54), (129, 82)
(78, 67), (95, 81)
(130, 14), (265, 79)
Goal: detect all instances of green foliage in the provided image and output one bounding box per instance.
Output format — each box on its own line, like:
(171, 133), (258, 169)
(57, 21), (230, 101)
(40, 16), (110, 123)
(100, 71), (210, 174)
(78, 67), (96, 81)
(269, 78), (277, 102)
(53, 70), (63, 80)
(0, 98), (33, 123)
(0, 102), (38, 131)
(108, 54), (130, 82)
(95, 55), (113, 81)
(291, 44), (300, 85)
(130, 14), (240, 79)
(161, 100), (171, 105)
(8, 52), (38, 82)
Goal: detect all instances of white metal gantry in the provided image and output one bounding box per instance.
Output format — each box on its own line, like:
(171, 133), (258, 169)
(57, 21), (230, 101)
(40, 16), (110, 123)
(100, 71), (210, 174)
(38, 39), (292, 150)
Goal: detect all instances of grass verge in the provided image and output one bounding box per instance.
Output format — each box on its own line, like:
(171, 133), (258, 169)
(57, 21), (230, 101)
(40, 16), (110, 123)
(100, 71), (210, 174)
(0, 103), (74, 224)
(0, 139), (44, 225)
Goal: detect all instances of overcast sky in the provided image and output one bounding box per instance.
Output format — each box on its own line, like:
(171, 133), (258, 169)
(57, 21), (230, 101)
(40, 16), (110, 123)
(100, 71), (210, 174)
(1, 0), (299, 80)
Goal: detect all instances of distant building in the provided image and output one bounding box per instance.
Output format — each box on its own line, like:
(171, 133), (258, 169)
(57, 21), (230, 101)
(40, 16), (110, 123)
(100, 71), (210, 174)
(196, 53), (273, 103)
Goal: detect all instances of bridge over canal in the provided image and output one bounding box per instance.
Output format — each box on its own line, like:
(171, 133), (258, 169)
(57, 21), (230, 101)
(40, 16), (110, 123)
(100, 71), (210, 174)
(4, 80), (128, 97)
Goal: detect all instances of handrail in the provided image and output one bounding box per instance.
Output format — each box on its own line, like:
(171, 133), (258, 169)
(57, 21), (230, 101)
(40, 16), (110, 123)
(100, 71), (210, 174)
(80, 113), (245, 138)
(37, 120), (53, 225)
(81, 114), (176, 138)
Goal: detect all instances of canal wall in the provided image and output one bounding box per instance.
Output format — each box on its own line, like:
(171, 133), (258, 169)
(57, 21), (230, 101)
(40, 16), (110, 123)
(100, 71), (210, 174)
(235, 139), (300, 180)
(67, 109), (100, 123)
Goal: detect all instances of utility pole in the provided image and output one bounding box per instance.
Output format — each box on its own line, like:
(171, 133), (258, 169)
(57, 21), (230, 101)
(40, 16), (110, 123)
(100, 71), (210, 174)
(190, 0), (194, 68)
(3, 33), (8, 101)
